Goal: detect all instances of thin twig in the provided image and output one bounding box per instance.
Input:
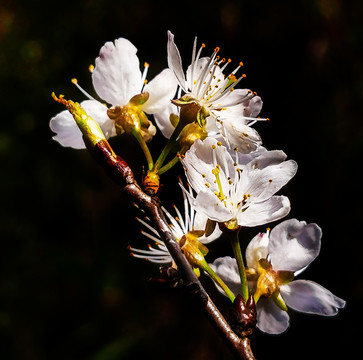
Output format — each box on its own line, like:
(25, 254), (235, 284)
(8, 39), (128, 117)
(91, 139), (256, 360)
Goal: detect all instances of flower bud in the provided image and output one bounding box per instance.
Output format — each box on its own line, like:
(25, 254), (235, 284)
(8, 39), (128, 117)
(229, 294), (257, 337)
(178, 123), (208, 153)
(51, 93), (106, 149)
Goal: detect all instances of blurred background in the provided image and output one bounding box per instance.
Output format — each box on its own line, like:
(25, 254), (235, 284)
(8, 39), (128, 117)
(0, 0), (362, 358)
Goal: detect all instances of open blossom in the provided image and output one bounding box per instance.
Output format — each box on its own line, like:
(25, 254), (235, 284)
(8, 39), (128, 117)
(129, 184), (222, 264)
(50, 37), (177, 149)
(164, 31), (266, 153)
(181, 137), (297, 228)
(210, 219), (346, 334)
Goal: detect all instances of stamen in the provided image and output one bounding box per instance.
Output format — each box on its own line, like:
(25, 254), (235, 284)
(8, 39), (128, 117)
(71, 78), (96, 100)
(88, 64), (94, 73)
(141, 62), (149, 91)
(212, 165), (226, 205)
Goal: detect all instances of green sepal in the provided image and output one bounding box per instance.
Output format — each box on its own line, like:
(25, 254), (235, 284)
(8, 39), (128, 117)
(171, 95), (195, 106)
(272, 292), (288, 312)
(277, 270), (295, 285)
(129, 92), (150, 106)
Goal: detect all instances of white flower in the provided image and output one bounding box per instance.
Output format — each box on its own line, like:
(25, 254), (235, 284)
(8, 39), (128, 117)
(129, 184), (222, 264)
(165, 31), (266, 152)
(210, 219), (346, 334)
(181, 137), (297, 228)
(50, 37), (177, 149)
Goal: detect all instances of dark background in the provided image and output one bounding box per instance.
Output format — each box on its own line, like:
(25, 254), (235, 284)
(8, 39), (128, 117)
(1, 0), (361, 359)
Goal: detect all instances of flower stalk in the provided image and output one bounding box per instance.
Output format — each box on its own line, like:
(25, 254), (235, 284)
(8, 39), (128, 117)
(229, 228), (249, 303)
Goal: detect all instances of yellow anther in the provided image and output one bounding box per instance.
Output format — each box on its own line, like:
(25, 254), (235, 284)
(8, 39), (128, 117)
(239, 61), (244, 66)
(202, 43), (206, 48)
(215, 46), (220, 52)
(212, 145), (216, 149)
(144, 62), (150, 68)
(88, 64), (94, 73)
(217, 141), (222, 146)
(71, 78), (78, 84)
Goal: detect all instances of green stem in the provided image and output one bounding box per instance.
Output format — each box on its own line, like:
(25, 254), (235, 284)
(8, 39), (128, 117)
(152, 117), (187, 173)
(230, 229), (249, 303)
(158, 155), (181, 175)
(132, 128), (153, 171)
(199, 260), (235, 303)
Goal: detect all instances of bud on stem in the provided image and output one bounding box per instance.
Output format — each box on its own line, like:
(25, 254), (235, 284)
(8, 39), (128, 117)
(51, 93), (109, 150)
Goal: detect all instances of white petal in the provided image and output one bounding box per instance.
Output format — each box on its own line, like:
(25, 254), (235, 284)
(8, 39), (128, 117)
(243, 95), (263, 117)
(281, 280), (346, 316)
(241, 159), (298, 203)
(142, 68), (178, 114)
(237, 196), (291, 227)
(216, 88), (253, 108)
(50, 109), (84, 149)
(256, 298), (290, 334)
(50, 100), (111, 149)
(92, 38), (142, 106)
(194, 190), (232, 222)
(245, 232), (270, 269)
(209, 256), (241, 296)
(193, 211), (223, 244)
(218, 117), (262, 153)
(182, 138), (235, 193)
(269, 219), (322, 272)
(153, 103), (178, 139)
(246, 149), (288, 169)
(167, 31), (187, 92)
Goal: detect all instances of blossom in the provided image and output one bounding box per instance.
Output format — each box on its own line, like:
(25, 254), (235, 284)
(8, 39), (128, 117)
(165, 31), (266, 153)
(129, 184), (222, 264)
(181, 137), (297, 228)
(50, 37), (177, 149)
(210, 219), (346, 334)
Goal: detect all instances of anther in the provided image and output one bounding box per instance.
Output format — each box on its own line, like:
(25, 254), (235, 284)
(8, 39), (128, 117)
(88, 64), (94, 73)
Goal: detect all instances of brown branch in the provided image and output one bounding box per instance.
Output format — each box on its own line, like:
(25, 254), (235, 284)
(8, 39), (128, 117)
(92, 140), (256, 360)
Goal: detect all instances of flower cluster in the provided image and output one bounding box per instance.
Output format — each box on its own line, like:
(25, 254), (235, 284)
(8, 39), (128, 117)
(50, 31), (345, 337)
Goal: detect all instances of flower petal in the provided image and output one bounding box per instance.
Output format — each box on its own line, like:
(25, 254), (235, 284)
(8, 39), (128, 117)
(216, 88), (254, 108)
(193, 211), (223, 244)
(142, 68), (178, 114)
(217, 117), (262, 153)
(237, 196), (291, 227)
(92, 38), (142, 106)
(182, 138), (235, 194)
(281, 280), (346, 315)
(245, 231), (270, 269)
(268, 219), (322, 272)
(209, 256), (241, 296)
(153, 102), (178, 139)
(167, 31), (187, 92)
(194, 190), (232, 222)
(50, 100), (112, 149)
(256, 298), (290, 334)
(241, 159), (298, 203)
